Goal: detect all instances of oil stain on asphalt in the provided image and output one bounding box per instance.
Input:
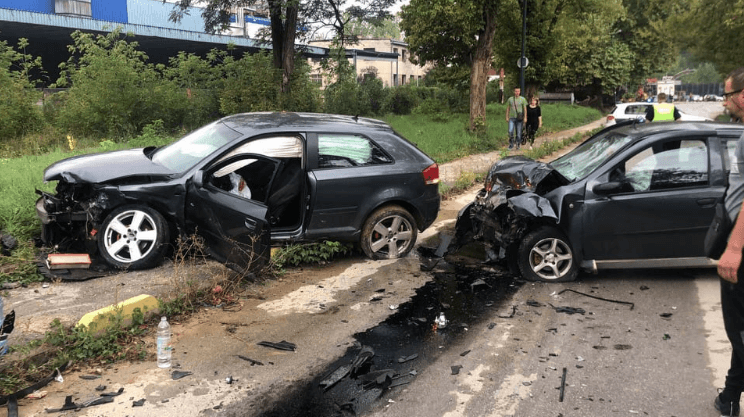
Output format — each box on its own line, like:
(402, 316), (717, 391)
(259, 254), (522, 416)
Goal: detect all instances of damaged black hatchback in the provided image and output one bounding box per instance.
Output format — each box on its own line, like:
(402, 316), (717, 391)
(36, 112), (440, 271)
(453, 121), (744, 282)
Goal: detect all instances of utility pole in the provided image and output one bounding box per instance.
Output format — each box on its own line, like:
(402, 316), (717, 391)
(520, 0), (526, 92)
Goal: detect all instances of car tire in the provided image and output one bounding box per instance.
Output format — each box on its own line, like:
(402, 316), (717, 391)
(98, 205), (169, 270)
(360, 205), (418, 260)
(516, 226), (577, 282)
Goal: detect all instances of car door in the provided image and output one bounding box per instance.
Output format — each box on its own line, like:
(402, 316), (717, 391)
(185, 154), (281, 272)
(304, 133), (396, 239)
(581, 136), (717, 260)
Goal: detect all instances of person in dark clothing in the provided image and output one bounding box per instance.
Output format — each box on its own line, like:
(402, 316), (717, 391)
(715, 66), (744, 417)
(524, 96), (542, 147)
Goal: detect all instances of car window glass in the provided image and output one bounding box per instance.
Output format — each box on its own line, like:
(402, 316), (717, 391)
(616, 139), (708, 192)
(152, 121), (241, 173)
(220, 136), (303, 162)
(625, 105), (649, 115)
(318, 134), (393, 168)
(550, 132), (634, 181)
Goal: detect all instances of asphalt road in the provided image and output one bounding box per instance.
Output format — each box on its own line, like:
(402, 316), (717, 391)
(0, 102), (731, 416)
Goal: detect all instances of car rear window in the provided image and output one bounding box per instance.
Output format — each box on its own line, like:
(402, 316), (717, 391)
(317, 134), (393, 168)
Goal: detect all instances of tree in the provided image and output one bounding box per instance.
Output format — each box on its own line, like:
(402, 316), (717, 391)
(673, 0), (744, 76)
(400, 0), (500, 132)
(170, 0), (395, 96)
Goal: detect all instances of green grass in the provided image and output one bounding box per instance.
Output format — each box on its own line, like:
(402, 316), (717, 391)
(383, 103), (601, 163)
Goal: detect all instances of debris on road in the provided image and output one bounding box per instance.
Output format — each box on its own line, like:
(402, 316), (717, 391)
(548, 304), (585, 315)
(397, 354), (418, 363)
(171, 370), (192, 380)
(257, 340), (297, 351)
(451, 365), (463, 375)
(434, 313), (448, 329)
(498, 305), (517, 318)
(559, 367), (567, 402)
(132, 398), (145, 407)
(237, 355), (264, 366)
(557, 289), (634, 310)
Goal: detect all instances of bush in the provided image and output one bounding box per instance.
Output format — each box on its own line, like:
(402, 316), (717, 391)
(0, 39), (43, 142)
(384, 85), (419, 115)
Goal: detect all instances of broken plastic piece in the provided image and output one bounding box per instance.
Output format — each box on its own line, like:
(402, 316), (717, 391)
(237, 355), (264, 366)
(79, 375), (100, 380)
(100, 387), (124, 397)
(451, 365), (462, 375)
(460, 350), (471, 357)
(94, 385), (106, 392)
(7, 395), (17, 417)
(557, 289), (634, 310)
(0, 362), (69, 406)
(257, 340), (296, 351)
(397, 354), (418, 363)
(27, 391), (47, 399)
(171, 370), (192, 380)
(319, 364), (351, 390)
(498, 306), (517, 318)
(488, 322), (496, 330)
(548, 304), (585, 315)
(559, 367), (567, 402)
(351, 345), (375, 375)
(132, 398), (146, 407)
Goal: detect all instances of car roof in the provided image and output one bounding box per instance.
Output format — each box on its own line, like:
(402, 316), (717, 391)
(609, 120), (744, 138)
(219, 112), (393, 135)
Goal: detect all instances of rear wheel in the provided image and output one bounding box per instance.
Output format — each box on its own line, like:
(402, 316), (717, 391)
(98, 205), (169, 270)
(360, 205), (418, 260)
(516, 226), (577, 282)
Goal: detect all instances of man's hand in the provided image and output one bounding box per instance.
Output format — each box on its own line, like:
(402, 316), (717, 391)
(718, 246), (742, 283)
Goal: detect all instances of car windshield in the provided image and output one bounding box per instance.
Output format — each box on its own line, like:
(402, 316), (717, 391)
(152, 121), (242, 172)
(549, 131), (634, 181)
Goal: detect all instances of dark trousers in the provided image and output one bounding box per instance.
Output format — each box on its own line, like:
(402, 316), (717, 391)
(722, 276), (744, 394)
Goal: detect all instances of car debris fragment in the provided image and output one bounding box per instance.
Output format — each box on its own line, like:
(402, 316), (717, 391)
(171, 370), (192, 380)
(549, 304), (586, 315)
(559, 367), (567, 402)
(257, 340), (296, 351)
(237, 355), (264, 366)
(557, 289), (634, 310)
(132, 398), (146, 407)
(451, 365), (463, 375)
(397, 354), (418, 363)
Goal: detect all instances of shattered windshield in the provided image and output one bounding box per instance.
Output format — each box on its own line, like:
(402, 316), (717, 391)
(152, 121), (242, 173)
(549, 131), (634, 181)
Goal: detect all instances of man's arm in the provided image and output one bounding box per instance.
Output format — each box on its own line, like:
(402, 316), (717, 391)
(505, 99), (510, 121)
(718, 203), (744, 282)
(645, 106), (654, 122)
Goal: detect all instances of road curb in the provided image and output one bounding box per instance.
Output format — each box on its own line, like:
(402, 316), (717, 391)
(77, 294), (159, 332)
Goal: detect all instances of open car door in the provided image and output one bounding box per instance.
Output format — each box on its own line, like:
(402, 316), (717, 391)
(186, 154), (281, 273)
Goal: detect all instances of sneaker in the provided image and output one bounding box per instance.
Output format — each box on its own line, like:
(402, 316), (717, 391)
(716, 393), (741, 416)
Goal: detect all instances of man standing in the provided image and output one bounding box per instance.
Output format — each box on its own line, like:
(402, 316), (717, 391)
(505, 87), (527, 150)
(715, 66), (744, 416)
(645, 92), (681, 122)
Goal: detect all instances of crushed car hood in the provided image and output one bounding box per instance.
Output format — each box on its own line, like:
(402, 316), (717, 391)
(44, 148), (174, 183)
(450, 156), (571, 257)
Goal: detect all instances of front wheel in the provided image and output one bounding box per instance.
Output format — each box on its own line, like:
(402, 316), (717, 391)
(516, 226), (577, 282)
(98, 205), (169, 270)
(360, 205), (418, 260)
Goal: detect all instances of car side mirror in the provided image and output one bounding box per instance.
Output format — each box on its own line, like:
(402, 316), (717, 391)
(193, 171), (204, 188)
(592, 181), (624, 195)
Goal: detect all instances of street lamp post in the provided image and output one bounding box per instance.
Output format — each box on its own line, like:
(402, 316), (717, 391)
(520, 0), (526, 92)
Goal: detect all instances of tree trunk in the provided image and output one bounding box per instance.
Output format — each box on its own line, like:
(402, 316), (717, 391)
(268, 0), (298, 95)
(469, 1), (499, 132)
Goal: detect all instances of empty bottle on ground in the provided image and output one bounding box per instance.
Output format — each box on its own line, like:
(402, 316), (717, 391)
(157, 316), (172, 368)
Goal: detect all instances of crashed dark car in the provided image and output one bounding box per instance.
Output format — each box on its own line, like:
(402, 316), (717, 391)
(453, 120), (744, 282)
(36, 112), (440, 272)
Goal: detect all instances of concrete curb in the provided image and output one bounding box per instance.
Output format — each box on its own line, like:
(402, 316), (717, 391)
(438, 118), (605, 185)
(77, 294), (159, 332)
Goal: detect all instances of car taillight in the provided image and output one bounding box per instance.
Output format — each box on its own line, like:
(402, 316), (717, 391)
(607, 115), (615, 122)
(422, 163), (440, 185)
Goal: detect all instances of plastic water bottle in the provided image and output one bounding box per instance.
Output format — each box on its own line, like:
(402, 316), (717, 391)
(156, 316), (171, 368)
(0, 296), (7, 356)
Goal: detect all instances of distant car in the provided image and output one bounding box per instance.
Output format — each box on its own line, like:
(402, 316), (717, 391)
(605, 102), (711, 126)
(691, 94), (704, 102)
(452, 121), (744, 282)
(36, 112), (441, 271)
(705, 94), (724, 102)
